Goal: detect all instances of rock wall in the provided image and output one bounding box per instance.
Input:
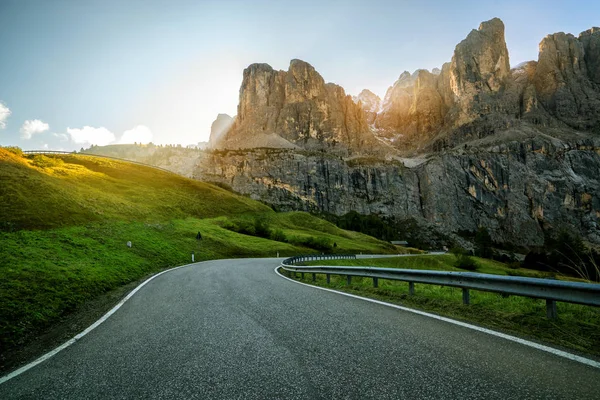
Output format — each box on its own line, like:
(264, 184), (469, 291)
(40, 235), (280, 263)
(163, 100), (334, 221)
(366, 19), (600, 150)
(195, 134), (600, 246)
(214, 60), (379, 153)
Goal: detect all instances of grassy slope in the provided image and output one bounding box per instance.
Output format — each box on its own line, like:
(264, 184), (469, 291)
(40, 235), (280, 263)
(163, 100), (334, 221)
(304, 255), (557, 278)
(296, 256), (600, 356)
(0, 149), (395, 352)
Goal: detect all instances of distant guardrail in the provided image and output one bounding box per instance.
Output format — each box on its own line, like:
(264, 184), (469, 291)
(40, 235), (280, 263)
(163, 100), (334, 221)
(280, 255), (600, 319)
(23, 150), (177, 175)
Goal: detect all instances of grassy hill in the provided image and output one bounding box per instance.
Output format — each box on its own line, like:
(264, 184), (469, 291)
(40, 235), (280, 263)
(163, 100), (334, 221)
(0, 148), (395, 354)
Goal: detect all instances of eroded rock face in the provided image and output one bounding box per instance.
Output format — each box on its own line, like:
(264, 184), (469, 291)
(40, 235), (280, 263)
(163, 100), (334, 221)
(534, 31), (600, 131)
(374, 18), (514, 148)
(450, 18), (510, 101)
(208, 113), (234, 148)
(195, 135), (600, 246)
(374, 70), (445, 147)
(579, 27), (600, 84)
(353, 89), (381, 124)
(218, 59), (377, 153)
(118, 18), (598, 248)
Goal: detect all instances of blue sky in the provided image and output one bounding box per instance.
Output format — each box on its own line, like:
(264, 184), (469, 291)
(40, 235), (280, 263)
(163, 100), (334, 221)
(0, 0), (598, 149)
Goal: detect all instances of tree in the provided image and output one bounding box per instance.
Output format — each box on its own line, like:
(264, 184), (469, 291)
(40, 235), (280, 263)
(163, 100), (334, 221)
(474, 227), (493, 258)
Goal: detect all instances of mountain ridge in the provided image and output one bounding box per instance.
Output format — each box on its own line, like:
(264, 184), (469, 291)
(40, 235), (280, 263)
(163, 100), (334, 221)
(85, 18), (600, 248)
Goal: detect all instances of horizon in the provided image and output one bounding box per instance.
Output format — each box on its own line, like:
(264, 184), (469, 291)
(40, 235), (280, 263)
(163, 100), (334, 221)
(0, 0), (599, 150)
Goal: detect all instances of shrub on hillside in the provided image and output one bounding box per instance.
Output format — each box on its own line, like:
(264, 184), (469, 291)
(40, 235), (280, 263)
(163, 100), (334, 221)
(451, 247), (479, 271)
(30, 154), (64, 169)
(1, 146), (23, 157)
(291, 236), (332, 252)
(270, 229), (287, 243)
(222, 217), (278, 240)
(254, 218), (272, 239)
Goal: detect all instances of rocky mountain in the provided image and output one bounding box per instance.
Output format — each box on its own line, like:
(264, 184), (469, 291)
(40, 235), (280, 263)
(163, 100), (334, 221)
(194, 131), (600, 247)
(211, 59), (381, 154)
(363, 18), (600, 153)
(89, 18), (600, 248)
(353, 89), (381, 124)
(208, 113), (234, 148)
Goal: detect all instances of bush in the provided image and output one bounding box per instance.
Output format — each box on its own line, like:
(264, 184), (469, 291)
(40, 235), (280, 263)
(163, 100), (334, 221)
(30, 155), (64, 169)
(254, 218), (272, 239)
(474, 227), (494, 258)
(507, 261), (521, 270)
(1, 146), (23, 156)
(455, 254), (479, 271)
(291, 236), (332, 252)
(270, 229), (287, 243)
(222, 217), (277, 240)
(451, 247), (479, 271)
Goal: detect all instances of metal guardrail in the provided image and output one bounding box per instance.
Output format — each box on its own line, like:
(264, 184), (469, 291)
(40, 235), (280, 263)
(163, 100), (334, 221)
(280, 255), (600, 319)
(23, 150), (176, 175)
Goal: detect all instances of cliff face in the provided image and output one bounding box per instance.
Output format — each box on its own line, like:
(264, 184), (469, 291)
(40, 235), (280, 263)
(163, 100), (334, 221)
(88, 18), (600, 248)
(208, 113), (234, 148)
(365, 19), (600, 151)
(372, 18), (514, 149)
(534, 31), (600, 131)
(213, 60), (378, 153)
(199, 18), (600, 246)
(353, 89), (381, 124)
(196, 134), (600, 246)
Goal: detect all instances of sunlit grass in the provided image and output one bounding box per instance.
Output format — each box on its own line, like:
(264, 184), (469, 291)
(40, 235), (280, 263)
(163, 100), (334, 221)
(0, 148), (395, 351)
(292, 257), (600, 355)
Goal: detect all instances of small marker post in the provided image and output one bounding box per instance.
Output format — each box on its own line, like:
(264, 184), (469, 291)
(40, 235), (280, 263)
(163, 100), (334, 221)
(192, 251), (195, 263)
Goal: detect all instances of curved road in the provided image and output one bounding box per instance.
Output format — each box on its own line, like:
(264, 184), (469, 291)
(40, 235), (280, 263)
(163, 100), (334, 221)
(1, 258), (599, 399)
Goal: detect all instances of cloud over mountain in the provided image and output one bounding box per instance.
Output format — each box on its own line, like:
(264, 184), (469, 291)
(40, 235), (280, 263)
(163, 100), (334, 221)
(20, 119), (49, 139)
(67, 126), (116, 146)
(0, 103), (11, 129)
(118, 125), (153, 144)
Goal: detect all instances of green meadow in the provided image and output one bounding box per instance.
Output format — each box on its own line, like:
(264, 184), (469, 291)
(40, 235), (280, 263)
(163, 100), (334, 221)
(0, 148), (394, 353)
(292, 256), (600, 356)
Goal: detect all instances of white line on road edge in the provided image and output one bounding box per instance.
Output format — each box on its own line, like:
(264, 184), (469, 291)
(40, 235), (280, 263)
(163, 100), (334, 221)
(0, 262), (200, 385)
(275, 266), (600, 370)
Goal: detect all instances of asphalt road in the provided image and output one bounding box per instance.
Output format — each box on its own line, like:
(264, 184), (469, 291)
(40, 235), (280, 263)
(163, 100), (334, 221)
(1, 258), (599, 399)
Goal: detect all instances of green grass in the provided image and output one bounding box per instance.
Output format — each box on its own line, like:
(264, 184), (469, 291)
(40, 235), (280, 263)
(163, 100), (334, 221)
(0, 148), (395, 352)
(293, 256), (600, 356)
(303, 255), (558, 278)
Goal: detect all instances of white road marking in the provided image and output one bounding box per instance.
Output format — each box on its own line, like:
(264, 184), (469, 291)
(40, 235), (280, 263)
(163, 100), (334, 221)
(0, 262), (200, 385)
(275, 266), (600, 370)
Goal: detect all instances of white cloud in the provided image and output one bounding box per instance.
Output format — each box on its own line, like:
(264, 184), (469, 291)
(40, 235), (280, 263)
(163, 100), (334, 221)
(118, 125), (153, 144)
(53, 132), (70, 142)
(20, 119), (49, 139)
(0, 103), (11, 129)
(67, 126), (115, 146)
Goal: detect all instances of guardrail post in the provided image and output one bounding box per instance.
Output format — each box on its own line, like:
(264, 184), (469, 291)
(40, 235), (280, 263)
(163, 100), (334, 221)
(347, 275), (352, 285)
(462, 288), (470, 305)
(373, 277), (378, 288)
(546, 299), (557, 319)
(312, 273), (316, 282)
(326, 274), (331, 284)
(301, 272), (305, 279)
(409, 282), (415, 295)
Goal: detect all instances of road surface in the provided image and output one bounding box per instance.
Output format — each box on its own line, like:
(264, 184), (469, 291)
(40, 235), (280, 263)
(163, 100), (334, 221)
(1, 258), (599, 399)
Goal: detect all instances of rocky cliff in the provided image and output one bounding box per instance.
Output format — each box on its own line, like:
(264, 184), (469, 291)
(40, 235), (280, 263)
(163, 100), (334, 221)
(367, 19), (600, 152)
(89, 18), (600, 248)
(195, 129), (600, 247)
(353, 89), (381, 124)
(201, 18), (600, 246)
(208, 113), (234, 148)
(212, 59), (381, 154)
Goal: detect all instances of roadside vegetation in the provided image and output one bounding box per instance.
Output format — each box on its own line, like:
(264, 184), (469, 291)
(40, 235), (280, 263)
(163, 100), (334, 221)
(291, 255), (600, 356)
(0, 147), (395, 359)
